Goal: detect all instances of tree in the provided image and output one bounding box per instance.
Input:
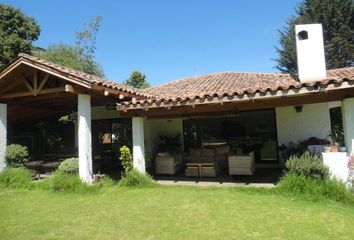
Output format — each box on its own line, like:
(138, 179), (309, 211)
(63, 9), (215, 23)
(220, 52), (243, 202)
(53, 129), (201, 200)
(0, 4), (40, 68)
(35, 16), (104, 77)
(124, 70), (150, 89)
(274, 0), (354, 74)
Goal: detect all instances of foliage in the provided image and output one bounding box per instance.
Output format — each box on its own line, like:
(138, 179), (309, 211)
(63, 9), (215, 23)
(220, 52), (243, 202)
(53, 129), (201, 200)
(285, 151), (330, 180)
(0, 167), (33, 189)
(118, 169), (156, 187)
(279, 137), (330, 158)
(119, 145), (133, 173)
(58, 158), (79, 174)
(328, 130), (344, 145)
(94, 176), (117, 188)
(47, 171), (94, 193)
(275, 0), (354, 74)
(123, 70), (150, 89)
(329, 107), (344, 146)
(5, 144), (30, 167)
(276, 173), (354, 203)
(0, 4), (40, 68)
(58, 113), (77, 124)
(34, 16), (104, 77)
(158, 134), (181, 153)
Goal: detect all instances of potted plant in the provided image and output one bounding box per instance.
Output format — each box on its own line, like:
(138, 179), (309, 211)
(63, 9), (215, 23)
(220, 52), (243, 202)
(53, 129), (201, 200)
(328, 129), (344, 152)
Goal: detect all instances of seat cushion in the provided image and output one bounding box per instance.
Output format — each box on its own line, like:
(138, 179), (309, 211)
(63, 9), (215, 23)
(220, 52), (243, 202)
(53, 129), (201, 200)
(157, 152), (170, 157)
(201, 148), (215, 157)
(189, 148), (201, 157)
(215, 146), (230, 155)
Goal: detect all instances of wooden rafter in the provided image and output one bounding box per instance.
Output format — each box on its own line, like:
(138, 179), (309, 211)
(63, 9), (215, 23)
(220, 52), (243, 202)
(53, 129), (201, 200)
(22, 76), (34, 93)
(36, 73), (50, 94)
(0, 84), (74, 100)
(0, 80), (22, 95)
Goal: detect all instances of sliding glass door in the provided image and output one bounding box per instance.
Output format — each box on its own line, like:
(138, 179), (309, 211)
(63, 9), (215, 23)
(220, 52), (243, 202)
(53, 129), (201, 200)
(183, 109), (278, 163)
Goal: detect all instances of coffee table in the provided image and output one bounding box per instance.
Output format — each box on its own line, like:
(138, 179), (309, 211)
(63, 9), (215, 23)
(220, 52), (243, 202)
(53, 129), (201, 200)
(185, 163), (217, 177)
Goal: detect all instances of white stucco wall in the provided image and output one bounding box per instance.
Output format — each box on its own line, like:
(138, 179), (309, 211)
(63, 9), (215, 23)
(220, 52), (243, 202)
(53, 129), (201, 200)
(78, 94), (93, 183)
(0, 104), (7, 172)
(132, 117), (146, 173)
(342, 98), (354, 154)
(276, 102), (331, 145)
(144, 118), (184, 153)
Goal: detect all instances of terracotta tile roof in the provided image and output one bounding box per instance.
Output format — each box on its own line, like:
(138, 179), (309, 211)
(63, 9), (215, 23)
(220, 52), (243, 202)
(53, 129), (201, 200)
(137, 67), (354, 103)
(7, 54), (354, 107)
(16, 53), (153, 98)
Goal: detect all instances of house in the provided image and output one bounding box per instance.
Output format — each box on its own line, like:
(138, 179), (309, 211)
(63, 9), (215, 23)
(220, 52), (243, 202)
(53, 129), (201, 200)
(0, 24), (353, 183)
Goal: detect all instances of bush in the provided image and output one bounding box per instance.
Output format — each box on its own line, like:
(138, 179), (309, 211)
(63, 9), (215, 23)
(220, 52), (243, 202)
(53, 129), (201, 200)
(5, 144), (30, 167)
(119, 146), (133, 173)
(58, 158), (79, 174)
(95, 176), (117, 188)
(118, 169), (156, 187)
(285, 152), (330, 180)
(277, 173), (354, 203)
(0, 168), (33, 189)
(47, 171), (94, 193)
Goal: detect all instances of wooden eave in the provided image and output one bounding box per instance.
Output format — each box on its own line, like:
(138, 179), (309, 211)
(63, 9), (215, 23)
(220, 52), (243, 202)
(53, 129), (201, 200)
(118, 80), (354, 118)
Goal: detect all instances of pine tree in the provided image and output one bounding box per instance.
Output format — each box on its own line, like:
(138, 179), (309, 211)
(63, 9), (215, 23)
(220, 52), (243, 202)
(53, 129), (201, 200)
(275, 0), (354, 74)
(124, 70), (150, 89)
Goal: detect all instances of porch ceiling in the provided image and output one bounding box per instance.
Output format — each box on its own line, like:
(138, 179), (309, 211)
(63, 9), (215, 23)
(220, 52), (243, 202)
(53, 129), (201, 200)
(0, 55), (141, 123)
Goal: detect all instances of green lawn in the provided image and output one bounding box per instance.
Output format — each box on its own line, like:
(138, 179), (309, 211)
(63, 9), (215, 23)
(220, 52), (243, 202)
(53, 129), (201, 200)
(0, 186), (354, 240)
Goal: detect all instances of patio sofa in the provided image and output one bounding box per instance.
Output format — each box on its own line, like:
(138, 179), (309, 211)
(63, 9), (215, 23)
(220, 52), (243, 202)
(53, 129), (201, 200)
(155, 152), (183, 175)
(184, 146), (230, 169)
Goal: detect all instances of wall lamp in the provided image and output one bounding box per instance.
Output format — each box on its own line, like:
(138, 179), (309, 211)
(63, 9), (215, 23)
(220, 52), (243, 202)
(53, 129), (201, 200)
(294, 105), (303, 113)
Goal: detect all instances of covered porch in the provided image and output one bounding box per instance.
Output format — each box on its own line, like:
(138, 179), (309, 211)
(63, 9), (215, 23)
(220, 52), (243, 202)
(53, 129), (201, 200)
(0, 54), (144, 183)
(121, 73), (354, 184)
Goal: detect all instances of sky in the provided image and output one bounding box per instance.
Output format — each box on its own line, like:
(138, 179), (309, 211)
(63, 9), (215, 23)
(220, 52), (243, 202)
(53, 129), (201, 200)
(3, 0), (302, 86)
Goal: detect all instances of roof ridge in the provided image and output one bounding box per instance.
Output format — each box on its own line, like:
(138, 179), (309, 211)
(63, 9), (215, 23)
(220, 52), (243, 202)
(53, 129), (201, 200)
(148, 71), (291, 89)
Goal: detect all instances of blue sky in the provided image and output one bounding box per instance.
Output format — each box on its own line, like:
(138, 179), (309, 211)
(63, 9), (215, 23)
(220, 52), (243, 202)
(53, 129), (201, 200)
(4, 0), (301, 86)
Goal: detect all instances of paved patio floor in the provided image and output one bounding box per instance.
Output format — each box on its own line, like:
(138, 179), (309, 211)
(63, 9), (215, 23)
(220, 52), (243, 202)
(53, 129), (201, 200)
(154, 168), (283, 188)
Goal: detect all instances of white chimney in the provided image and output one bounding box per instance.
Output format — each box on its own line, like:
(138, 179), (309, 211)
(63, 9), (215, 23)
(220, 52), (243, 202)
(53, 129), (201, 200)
(295, 24), (327, 82)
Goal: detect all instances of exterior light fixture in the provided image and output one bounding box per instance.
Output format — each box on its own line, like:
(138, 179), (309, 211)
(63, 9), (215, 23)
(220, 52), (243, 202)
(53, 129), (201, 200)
(294, 105), (303, 113)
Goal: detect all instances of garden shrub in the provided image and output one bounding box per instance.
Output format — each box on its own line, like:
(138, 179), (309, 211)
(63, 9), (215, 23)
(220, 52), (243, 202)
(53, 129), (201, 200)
(0, 167), (33, 189)
(5, 144), (30, 167)
(95, 176), (117, 188)
(119, 146), (133, 173)
(285, 151), (330, 180)
(277, 173), (354, 203)
(47, 171), (94, 193)
(118, 169), (156, 187)
(58, 158), (79, 174)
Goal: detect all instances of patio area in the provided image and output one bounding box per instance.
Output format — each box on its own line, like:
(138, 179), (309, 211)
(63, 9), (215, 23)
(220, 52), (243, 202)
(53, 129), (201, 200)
(154, 168), (282, 187)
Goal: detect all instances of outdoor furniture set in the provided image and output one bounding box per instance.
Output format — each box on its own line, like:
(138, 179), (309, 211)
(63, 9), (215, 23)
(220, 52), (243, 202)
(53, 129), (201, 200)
(155, 145), (255, 177)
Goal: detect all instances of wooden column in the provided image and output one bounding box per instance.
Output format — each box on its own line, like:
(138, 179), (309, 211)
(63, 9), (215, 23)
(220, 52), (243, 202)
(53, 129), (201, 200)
(132, 117), (146, 173)
(0, 103), (7, 172)
(78, 94), (93, 183)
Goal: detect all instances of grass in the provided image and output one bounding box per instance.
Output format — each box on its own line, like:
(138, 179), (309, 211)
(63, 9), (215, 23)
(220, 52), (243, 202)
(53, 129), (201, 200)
(0, 186), (354, 240)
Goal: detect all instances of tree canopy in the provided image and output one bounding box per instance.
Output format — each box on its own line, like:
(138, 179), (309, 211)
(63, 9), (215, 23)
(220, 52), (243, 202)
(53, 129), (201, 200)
(274, 0), (354, 74)
(34, 16), (104, 77)
(0, 4), (40, 68)
(124, 70), (150, 89)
